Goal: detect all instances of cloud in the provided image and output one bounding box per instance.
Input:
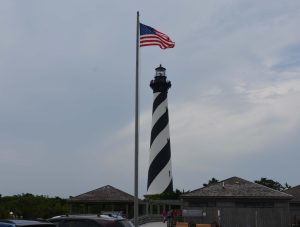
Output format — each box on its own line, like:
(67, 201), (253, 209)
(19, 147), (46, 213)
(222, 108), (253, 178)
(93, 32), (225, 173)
(99, 74), (300, 194)
(1, 0), (300, 196)
(272, 43), (300, 72)
(172, 78), (300, 151)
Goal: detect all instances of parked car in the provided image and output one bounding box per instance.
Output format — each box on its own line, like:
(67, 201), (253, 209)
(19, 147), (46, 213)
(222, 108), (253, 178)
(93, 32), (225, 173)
(48, 214), (134, 227)
(0, 220), (55, 227)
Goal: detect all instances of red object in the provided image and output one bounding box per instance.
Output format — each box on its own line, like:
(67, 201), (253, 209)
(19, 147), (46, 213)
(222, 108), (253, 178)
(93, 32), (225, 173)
(140, 23), (175, 49)
(170, 210), (174, 217)
(162, 209), (167, 223)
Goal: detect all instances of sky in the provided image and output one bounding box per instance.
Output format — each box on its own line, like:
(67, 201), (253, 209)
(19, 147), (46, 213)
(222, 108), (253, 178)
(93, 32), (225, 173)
(0, 0), (300, 198)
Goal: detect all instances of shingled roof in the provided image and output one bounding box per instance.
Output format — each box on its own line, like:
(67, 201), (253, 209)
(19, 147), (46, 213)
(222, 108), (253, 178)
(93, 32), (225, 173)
(69, 185), (135, 203)
(285, 185), (300, 203)
(181, 176), (293, 200)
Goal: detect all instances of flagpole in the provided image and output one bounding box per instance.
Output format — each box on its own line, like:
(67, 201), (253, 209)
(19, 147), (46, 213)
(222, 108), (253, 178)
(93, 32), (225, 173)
(134, 11), (140, 227)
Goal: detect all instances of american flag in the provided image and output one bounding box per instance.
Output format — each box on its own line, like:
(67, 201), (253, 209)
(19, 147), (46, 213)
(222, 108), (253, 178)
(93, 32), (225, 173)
(140, 23), (175, 49)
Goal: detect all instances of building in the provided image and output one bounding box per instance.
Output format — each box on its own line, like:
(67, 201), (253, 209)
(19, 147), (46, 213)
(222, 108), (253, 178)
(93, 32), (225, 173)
(67, 178), (298, 226)
(67, 184), (180, 220)
(68, 185), (142, 218)
(180, 176), (292, 227)
(285, 185), (300, 226)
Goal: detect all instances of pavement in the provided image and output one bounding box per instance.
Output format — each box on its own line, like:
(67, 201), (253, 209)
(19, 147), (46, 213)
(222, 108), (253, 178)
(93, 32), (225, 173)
(140, 222), (167, 227)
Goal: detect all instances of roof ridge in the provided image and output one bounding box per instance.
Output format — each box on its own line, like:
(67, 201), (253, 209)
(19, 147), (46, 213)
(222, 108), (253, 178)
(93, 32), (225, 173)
(285, 185), (300, 191)
(72, 185), (113, 197)
(181, 176), (293, 199)
(70, 185), (134, 200)
(251, 180), (293, 197)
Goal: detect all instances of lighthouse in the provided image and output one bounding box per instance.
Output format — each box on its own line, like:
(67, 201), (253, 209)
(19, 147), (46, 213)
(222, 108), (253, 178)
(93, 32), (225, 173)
(147, 65), (173, 195)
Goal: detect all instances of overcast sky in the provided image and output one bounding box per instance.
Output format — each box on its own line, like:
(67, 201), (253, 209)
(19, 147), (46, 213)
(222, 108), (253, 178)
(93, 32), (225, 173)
(1, 0), (300, 198)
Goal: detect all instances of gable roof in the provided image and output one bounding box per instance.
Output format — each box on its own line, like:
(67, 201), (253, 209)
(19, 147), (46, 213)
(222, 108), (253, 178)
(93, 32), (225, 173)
(181, 176), (292, 200)
(284, 185), (300, 203)
(69, 185), (135, 203)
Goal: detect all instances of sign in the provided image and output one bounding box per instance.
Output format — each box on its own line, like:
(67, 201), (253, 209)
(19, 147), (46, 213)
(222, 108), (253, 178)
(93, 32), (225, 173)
(182, 209), (203, 217)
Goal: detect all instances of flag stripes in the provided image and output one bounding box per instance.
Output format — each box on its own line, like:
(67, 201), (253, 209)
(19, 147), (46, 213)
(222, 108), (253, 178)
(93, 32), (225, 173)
(140, 23), (175, 49)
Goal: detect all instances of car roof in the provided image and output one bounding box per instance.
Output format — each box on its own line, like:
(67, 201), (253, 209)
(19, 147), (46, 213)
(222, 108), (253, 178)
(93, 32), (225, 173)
(49, 214), (125, 222)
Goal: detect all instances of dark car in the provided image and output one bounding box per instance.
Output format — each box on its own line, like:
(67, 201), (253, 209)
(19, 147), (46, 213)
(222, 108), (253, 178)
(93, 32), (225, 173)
(48, 214), (133, 227)
(0, 220), (55, 227)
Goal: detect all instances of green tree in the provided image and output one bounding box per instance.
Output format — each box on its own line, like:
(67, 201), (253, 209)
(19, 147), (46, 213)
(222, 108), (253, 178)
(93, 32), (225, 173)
(203, 177), (219, 187)
(254, 177), (291, 191)
(284, 182), (292, 189)
(0, 194), (69, 219)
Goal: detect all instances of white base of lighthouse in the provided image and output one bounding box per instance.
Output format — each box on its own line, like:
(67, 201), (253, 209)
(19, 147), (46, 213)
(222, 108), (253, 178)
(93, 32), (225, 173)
(147, 159), (172, 195)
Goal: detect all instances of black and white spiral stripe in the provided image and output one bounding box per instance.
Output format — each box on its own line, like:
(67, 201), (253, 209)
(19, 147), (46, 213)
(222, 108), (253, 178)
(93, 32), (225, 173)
(147, 91), (173, 194)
